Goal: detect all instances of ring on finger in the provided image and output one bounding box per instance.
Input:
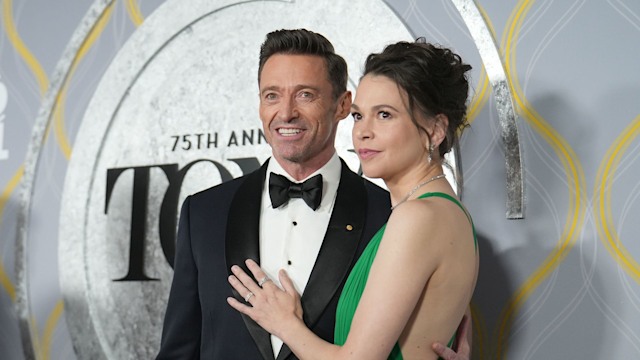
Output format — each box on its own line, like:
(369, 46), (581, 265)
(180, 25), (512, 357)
(258, 276), (271, 287)
(244, 291), (254, 302)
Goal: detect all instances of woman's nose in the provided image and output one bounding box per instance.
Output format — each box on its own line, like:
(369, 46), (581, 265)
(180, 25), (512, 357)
(354, 118), (373, 140)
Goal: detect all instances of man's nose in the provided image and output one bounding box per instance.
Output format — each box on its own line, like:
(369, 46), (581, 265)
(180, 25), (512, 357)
(276, 97), (299, 121)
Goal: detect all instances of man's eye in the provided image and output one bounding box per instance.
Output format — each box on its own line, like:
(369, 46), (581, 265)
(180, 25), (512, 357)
(299, 91), (313, 99)
(264, 93), (277, 100)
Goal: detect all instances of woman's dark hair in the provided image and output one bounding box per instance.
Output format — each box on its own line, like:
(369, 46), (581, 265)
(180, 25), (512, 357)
(258, 29), (348, 100)
(363, 39), (472, 157)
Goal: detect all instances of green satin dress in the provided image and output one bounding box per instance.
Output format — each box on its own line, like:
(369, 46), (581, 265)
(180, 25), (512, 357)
(334, 192), (477, 359)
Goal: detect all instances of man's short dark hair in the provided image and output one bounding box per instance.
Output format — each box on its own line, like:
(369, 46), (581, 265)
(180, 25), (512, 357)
(258, 29), (348, 99)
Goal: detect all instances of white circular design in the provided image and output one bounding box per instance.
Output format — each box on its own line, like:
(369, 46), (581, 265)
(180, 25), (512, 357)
(59, 0), (412, 358)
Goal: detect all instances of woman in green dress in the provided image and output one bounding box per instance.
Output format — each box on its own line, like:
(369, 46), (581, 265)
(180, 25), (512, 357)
(228, 39), (479, 360)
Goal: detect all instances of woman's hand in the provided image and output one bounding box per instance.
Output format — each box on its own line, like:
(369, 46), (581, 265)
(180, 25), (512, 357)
(227, 259), (304, 338)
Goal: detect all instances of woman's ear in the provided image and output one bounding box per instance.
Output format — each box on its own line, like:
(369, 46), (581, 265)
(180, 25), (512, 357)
(431, 114), (449, 149)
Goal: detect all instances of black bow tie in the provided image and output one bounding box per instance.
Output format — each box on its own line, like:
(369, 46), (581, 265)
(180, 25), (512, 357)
(269, 173), (323, 210)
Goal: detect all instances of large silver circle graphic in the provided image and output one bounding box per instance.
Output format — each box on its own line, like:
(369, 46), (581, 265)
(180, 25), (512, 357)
(59, 0), (412, 358)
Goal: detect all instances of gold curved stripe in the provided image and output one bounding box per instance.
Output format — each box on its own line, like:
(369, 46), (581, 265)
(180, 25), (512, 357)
(125, 0), (145, 27)
(0, 165), (24, 300)
(495, 0), (587, 358)
(29, 316), (43, 359)
(52, 2), (115, 160)
(595, 115), (640, 283)
(52, 92), (72, 159)
(0, 164), (23, 229)
(0, 259), (16, 301)
(2, 0), (49, 95)
(41, 300), (64, 360)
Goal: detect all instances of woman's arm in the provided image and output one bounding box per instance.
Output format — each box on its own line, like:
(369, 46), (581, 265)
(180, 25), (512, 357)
(228, 197), (477, 359)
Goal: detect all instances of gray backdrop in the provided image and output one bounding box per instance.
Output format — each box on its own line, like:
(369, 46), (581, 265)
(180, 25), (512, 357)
(1, 0), (639, 359)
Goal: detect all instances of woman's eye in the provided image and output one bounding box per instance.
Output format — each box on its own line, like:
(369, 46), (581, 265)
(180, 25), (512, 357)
(378, 111), (391, 119)
(351, 112), (362, 121)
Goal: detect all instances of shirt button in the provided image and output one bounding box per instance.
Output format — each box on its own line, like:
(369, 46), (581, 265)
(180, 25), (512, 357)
(292, 221), (297, 226)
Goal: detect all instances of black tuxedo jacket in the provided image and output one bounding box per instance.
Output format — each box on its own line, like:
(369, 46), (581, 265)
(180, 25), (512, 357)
(157, 159), (390, 359)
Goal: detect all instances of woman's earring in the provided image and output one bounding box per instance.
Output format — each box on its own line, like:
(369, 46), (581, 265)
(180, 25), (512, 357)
(428, 144), (434, 163)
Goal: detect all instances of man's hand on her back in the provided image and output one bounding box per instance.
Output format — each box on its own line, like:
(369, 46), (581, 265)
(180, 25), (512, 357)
(432, 310), (472, 360)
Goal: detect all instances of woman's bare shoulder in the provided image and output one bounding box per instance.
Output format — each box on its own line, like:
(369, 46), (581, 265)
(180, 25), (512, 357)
(384, 195), (474, 257)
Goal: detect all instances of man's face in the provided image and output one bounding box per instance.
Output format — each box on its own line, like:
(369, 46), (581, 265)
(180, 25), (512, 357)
(258, 54), (349, 176)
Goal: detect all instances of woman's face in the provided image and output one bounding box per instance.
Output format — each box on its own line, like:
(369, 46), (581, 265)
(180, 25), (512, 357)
(351, 74), (430, 182)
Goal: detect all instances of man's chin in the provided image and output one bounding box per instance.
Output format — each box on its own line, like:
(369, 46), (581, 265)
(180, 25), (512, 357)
(273, 151), (307, 165)
(272, 142), (306, 156)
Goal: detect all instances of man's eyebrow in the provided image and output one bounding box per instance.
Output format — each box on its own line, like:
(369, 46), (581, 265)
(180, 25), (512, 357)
(260, 85), (280, 95)
(295, 84), (321, 92)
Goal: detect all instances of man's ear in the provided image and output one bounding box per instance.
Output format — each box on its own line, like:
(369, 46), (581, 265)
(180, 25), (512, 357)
(335, 91), (352, 121)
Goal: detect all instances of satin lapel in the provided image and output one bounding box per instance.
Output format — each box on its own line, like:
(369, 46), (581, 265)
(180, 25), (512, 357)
(225, 160), (275, 360)
(276, 161), (367, 360)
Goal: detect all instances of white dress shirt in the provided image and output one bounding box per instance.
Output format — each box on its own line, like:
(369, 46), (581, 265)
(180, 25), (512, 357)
(260, 153), (341, 357)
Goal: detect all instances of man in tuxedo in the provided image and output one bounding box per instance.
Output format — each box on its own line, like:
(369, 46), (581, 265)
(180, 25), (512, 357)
(157, 29), (470, 360)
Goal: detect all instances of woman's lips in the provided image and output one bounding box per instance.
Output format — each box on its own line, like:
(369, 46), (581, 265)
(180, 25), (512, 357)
(357, 148), (380, 160)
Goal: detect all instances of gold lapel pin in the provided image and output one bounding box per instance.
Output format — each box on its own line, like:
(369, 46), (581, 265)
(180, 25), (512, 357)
(345, 224), (353, 231)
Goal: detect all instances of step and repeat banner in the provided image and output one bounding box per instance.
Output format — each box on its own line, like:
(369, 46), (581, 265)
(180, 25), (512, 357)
(1, 0), (639, 359)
